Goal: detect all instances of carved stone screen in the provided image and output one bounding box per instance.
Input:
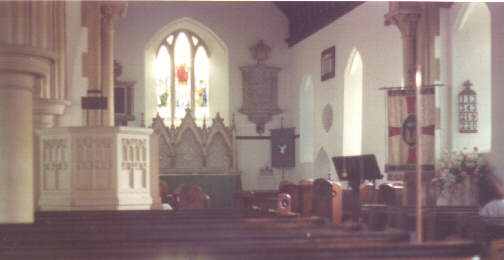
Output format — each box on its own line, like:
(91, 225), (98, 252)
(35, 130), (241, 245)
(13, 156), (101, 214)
(152, 110), (239, 175)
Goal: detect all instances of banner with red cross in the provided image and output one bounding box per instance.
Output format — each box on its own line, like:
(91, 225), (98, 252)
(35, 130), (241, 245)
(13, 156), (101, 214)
(385, 88), (435, 180)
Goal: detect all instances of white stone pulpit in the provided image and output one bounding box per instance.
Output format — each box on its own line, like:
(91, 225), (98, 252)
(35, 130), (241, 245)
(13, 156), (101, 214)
(37, 127), (160, 210)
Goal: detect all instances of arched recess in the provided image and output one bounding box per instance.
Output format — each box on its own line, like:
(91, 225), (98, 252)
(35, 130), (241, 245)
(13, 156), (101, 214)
(451, 3), (491, 151)
(300, 75), (315, 163)
(145, 17), (229, 126)
(314, 147), (330, 179)
(343, 48), (363, 156)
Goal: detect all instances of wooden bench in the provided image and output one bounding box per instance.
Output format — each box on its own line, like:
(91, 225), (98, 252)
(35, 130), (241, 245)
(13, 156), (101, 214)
(168, 183), (211, 210)
(0, 208), (484, 259)
(361, 205), (481, 240)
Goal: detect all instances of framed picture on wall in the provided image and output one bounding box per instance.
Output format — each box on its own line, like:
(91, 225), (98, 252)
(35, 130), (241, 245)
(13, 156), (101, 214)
(321, 46), (335, 81)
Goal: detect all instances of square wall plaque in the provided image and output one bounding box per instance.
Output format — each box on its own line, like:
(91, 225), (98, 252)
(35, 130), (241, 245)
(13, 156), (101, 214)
(321, 46), (335, 81)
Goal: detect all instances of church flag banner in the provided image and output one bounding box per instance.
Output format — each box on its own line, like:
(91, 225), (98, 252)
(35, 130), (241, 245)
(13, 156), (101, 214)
(385, 88), (435, 180)
(271, 127), (295, 168)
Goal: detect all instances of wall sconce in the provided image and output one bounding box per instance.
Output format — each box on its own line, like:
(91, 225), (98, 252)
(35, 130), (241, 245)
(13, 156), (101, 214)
(458, 80), (478, 133)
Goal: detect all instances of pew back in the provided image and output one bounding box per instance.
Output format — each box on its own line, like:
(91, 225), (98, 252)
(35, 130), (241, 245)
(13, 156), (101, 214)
(312, 178), (343, 224)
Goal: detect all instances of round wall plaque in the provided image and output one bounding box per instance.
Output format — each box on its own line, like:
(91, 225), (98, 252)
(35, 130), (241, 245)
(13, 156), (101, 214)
(322, 104), (333, 133)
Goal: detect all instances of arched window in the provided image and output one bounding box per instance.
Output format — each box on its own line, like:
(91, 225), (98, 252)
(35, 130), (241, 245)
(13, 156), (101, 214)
(343, 49), (363, 156)
(300, 75), (315, 163)
(155, 30), (210, 119)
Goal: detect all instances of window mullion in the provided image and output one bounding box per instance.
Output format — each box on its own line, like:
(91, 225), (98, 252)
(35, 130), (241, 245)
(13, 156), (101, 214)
(190, 36), (196, 117)
(169, 40), (176, 120)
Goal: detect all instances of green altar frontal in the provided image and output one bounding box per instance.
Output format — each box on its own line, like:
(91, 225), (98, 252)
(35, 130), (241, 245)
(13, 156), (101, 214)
(160, 174), (242, 208)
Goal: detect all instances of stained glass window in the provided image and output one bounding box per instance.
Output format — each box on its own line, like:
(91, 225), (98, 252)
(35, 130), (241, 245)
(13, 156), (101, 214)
(155, 30), (210, 120)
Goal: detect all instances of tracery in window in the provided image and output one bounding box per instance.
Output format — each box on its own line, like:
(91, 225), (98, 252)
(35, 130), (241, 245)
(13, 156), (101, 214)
(155, 30), (210, 120)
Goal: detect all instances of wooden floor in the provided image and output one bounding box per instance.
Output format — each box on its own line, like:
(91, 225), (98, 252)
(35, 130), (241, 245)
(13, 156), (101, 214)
(0, 209), (482, 260)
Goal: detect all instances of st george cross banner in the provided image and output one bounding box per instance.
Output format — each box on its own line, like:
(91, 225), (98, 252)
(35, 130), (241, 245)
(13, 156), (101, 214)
(385, 88), (435, 179)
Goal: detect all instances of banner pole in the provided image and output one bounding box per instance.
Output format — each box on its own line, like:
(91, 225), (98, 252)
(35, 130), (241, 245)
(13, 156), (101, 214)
(415, 67), (423, 243)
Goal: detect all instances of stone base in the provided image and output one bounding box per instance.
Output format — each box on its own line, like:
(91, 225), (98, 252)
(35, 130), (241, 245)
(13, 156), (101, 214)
(39, 192), (154, 211)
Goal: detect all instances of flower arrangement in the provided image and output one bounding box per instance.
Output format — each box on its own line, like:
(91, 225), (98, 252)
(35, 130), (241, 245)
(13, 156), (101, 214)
(432, 147), (490, 196)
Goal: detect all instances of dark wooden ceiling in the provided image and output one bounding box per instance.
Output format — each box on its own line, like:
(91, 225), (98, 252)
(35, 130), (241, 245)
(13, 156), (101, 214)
(274, 1), (364, 47)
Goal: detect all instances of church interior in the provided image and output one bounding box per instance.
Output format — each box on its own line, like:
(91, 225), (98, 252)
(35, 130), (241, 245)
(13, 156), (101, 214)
(1, 1), (504, 259)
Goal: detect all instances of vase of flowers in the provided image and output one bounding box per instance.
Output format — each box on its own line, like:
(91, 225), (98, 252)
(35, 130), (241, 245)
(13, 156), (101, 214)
(432, 147), (490, 206)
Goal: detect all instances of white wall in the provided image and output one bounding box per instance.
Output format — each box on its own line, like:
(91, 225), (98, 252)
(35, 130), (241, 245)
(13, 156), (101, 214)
(114, 2), (289, 190)
(449, 3), (492, 152)
(110, 1), (504, 189)
(289, 2), (402, 181)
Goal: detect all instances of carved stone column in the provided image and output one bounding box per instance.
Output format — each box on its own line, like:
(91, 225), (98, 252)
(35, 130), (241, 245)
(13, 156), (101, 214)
(100, 2), (127, 126)
(33, 99), (71, 129)
(385, 3), (422, 87)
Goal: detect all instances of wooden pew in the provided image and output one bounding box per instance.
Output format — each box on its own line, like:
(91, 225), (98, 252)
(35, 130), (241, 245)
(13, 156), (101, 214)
(312, 178), (343, 224)
(1, 209), (411, 250)
(299, 179), (314, 217)
(279, 182), (301, 213)
(0, 225), (481, 260)
(173, 184), (211, 210)
(0, 240), (481, 260)
(377, 182), (404, 206)
(235, 180), (297, 215)
(237, 192), (294, 216)
(342, 182), (377, 221)
(0, 209), (483, 259)
(236, 179), (316, 217)
(361, 205), (481, 240)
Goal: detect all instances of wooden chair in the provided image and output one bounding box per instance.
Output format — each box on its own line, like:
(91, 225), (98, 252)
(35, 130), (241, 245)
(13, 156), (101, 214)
(360, 182), (376, 205)
(174, 184), (211, 210)
(312, 178), (343, 224)
(278, 180), (295, 189)
(159, 180), (169, 204)
(279, 183), (300, 213)
(378, 182), (404, 206)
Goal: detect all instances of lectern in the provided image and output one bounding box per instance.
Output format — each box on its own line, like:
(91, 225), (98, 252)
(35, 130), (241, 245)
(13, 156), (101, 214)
(332, 154), (382, 222)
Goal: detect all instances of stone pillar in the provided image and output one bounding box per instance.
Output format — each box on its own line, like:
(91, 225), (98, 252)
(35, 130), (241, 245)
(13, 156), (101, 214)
(100, 2), (127, 126)
(385, 3), (431, 206)
(385, 3), (422, 87)
(0, 1), (69, 219)
(0, 72), (35, 223)
(488, 3), (504, 183)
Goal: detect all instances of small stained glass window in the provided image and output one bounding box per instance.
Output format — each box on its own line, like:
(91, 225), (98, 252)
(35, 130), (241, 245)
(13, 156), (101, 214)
(155, 30), (210, 120)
